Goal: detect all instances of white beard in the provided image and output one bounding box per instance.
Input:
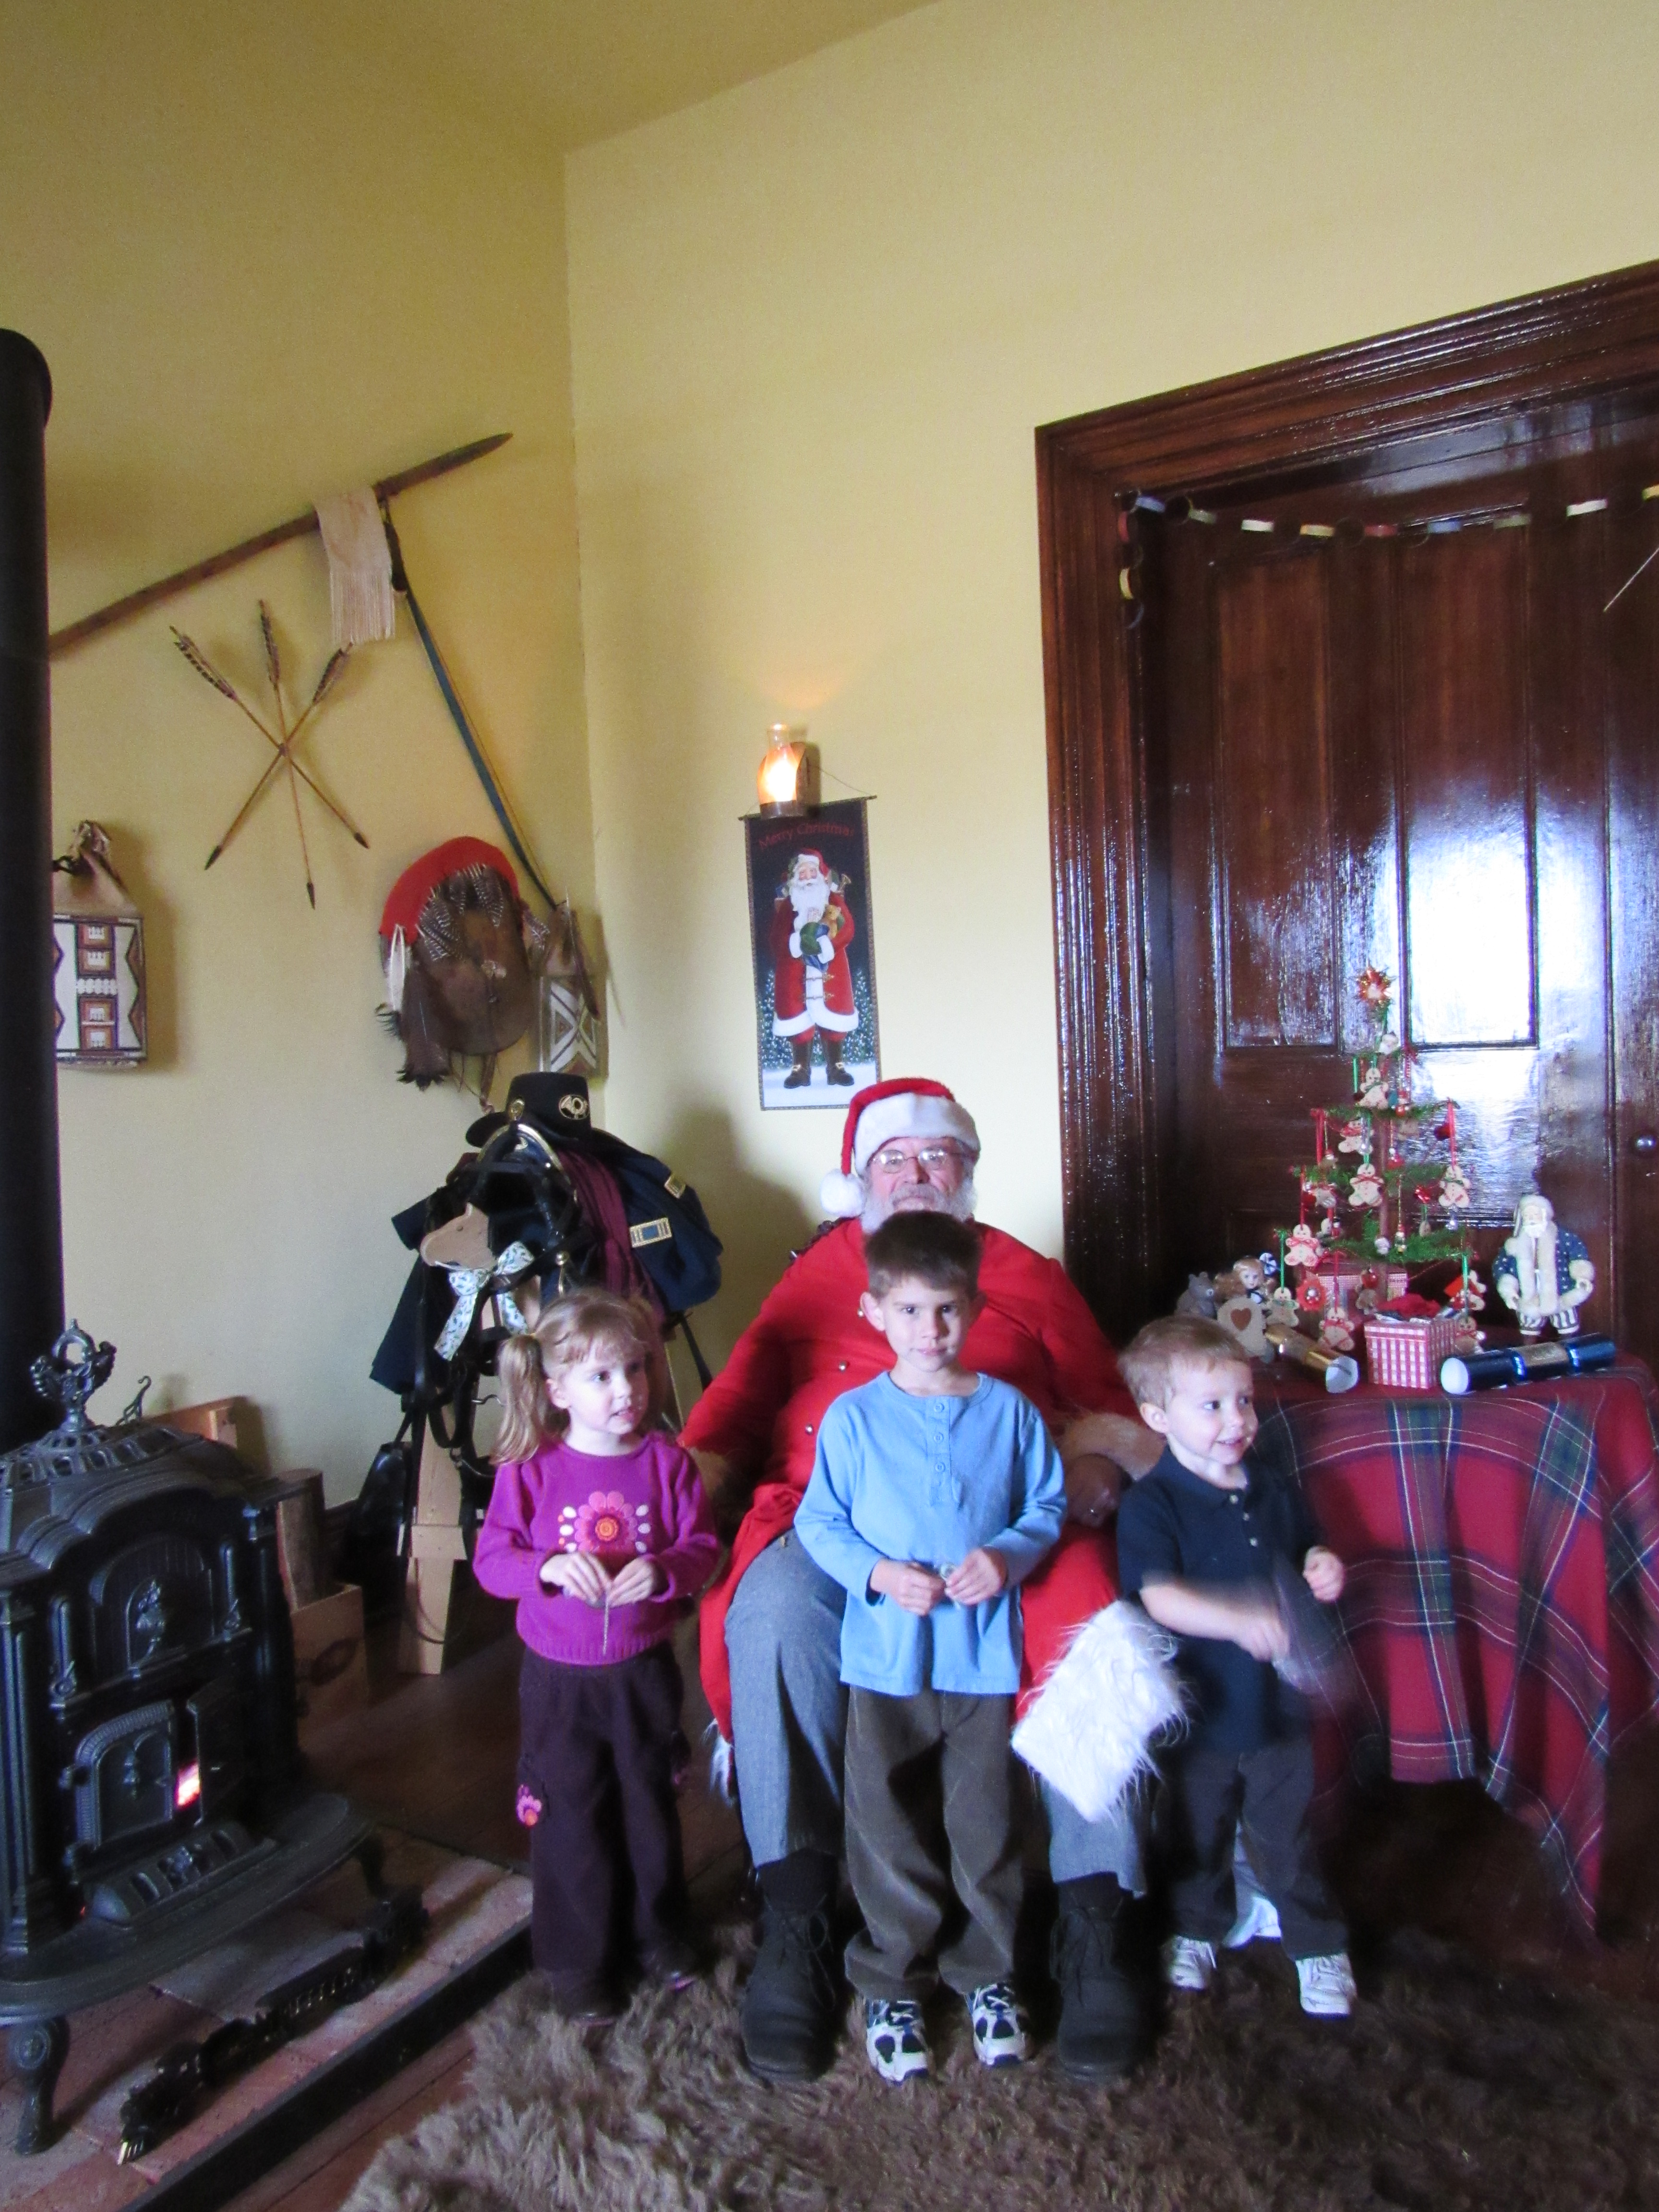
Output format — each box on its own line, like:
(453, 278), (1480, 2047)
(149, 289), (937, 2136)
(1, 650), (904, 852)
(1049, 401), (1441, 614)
(860, 1169), (977, 1233)
(790, 879), (830, 923)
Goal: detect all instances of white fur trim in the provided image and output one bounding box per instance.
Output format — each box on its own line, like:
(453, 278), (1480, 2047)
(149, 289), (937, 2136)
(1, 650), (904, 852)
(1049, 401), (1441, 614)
(851, 1092), (979, 1173)
(820, 1169), (865, 1218)
(705, 1724), (736, 1802)
(1010, 1600), (1185, 1824)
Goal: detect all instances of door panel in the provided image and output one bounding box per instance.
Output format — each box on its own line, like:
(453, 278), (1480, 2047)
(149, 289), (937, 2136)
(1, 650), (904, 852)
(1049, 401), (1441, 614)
(1216, 559), (1335, 1048)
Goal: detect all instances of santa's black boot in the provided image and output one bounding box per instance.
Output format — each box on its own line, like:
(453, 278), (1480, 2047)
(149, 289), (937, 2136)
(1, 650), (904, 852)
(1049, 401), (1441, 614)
(822, 1041), (854, 1086)
(741, 1851), (841, 2082)
(1051, 1875), (1143, 2082)
(782, 1039), (814, 1089)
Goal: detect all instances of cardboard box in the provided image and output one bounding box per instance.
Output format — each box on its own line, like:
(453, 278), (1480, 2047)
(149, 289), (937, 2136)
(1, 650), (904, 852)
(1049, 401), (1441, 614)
(290, 1581), (370, 1741)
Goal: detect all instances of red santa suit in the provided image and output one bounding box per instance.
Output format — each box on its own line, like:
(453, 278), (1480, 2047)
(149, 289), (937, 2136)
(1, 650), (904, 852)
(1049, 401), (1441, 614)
(687, 1218), (1132, 1740)
(769, 886), (857, 1038)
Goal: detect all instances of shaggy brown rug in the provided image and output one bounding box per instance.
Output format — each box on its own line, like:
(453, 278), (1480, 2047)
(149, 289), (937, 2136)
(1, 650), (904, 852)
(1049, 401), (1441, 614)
(343, 1917), (1659, 2212)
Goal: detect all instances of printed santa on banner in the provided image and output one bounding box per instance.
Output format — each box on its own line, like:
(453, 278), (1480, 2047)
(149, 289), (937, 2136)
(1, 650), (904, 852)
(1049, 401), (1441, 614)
(769, 849), (859, 1090)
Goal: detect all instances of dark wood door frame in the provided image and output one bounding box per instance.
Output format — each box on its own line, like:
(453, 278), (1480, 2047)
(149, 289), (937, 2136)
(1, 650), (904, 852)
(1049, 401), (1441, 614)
(1037, 257), (1659, 1341)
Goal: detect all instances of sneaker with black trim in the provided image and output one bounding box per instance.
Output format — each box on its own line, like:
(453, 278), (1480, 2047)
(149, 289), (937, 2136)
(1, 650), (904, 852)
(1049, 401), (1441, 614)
(1223, 1880), (1283, 1949)
(864, 1996), (930, 2083)
(1296, 1950), (1357, 2017)
(968, 1981), (1028, 2068)
(1161, 1935), (1217, 1992)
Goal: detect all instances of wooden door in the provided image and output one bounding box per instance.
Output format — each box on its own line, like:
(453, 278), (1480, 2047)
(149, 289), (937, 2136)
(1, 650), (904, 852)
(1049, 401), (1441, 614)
(1039, 262), (1659, 1355)
(1144, 436), (1659, 1366)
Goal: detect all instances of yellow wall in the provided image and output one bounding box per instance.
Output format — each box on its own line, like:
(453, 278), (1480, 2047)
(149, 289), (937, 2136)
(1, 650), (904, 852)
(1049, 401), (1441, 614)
(566, 0), (1659, 1360)
(12, 0), (1659, 1484)
(2, 2), (591, 1492)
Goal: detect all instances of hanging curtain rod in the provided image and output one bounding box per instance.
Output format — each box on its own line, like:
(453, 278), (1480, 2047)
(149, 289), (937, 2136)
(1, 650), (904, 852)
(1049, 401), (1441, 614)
(48, 432), (512, 657)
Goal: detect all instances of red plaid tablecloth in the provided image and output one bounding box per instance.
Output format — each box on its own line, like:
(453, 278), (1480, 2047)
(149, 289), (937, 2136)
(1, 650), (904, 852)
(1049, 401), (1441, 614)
(1255, 1361), (1659, 1925)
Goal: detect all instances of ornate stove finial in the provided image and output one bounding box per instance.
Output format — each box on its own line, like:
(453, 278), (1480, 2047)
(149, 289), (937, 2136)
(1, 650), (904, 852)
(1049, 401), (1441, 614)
(2, 1322), (182, 1494)
(30, 1323), (116, 1437)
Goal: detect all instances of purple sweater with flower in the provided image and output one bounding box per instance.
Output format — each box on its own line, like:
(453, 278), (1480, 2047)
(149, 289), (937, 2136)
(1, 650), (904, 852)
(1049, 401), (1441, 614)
(473, 1434), (720, 1666)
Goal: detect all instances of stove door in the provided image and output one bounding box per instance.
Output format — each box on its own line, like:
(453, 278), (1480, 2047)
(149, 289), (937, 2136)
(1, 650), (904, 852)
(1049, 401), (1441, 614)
(72, 1701), (178, 1853)
(90, 1536), (217, 1678)
(187, 1677), (246, 1818)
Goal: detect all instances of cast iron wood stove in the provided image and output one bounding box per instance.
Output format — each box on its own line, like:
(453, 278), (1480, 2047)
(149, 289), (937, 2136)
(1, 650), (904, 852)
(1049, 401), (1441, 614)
(0, 332), (371, 2155)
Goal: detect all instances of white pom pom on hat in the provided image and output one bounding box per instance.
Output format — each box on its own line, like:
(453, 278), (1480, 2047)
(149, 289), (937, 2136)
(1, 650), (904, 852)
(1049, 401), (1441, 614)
(818, 1077), (980, 1218)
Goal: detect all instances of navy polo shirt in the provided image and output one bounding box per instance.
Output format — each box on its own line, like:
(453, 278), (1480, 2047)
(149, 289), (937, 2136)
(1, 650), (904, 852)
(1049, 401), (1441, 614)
(1116, 1446), (1319, 1753)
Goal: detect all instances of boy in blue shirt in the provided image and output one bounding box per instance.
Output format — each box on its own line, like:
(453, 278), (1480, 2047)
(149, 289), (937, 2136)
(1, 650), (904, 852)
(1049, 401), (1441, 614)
(794, 1214), (1066, 2083)
(1115, 1314), (1356, 2019)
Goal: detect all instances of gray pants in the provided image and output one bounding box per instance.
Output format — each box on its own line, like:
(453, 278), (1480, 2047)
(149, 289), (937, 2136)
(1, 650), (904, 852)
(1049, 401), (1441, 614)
(844, 1687), (1020, 2000)
(724, 1532), (1144, 1889)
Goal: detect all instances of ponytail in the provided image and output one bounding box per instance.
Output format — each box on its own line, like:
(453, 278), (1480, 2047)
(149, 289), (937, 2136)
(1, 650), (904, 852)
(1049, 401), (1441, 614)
(493, 1330), (557, 1463)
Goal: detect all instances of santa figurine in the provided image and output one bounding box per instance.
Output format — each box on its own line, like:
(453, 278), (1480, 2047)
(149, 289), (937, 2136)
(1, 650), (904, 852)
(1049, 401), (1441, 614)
(769, 848), (858, 1088)
(1494, 1190), (1595, 1338)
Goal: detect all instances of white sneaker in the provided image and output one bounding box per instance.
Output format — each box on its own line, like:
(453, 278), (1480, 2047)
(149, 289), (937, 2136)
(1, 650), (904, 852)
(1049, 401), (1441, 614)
(865, 1996), (930, 2082)
(968, 1981), (1028, 2067)
(1223, 1881), (1283, 1949)
(1160, 1936), (1217, 1992)
(1296, 1951), (1357, 2017)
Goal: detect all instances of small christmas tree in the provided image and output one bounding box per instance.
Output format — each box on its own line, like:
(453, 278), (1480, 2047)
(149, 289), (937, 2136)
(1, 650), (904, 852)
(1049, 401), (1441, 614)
(1279, 969), (1477, 1330)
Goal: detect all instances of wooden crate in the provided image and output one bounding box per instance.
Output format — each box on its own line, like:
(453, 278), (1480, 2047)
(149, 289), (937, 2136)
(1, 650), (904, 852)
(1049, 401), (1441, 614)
(165, 1396), (240, 1448)
(291, 1581), (370, 1741)
(272, 1468), (328, 1611)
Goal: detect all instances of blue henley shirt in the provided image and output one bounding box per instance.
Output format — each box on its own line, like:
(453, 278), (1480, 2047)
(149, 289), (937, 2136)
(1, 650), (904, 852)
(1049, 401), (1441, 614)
(793, 1370), (1066, 1697)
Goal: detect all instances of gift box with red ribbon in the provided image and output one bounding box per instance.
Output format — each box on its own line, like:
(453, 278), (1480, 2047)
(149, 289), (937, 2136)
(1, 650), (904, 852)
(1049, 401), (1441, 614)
(1362, 1297), (1465, 1391)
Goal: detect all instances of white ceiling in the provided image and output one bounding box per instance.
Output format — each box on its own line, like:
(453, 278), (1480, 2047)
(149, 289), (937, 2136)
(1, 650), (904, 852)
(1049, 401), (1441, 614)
(400, 0), (936, 152)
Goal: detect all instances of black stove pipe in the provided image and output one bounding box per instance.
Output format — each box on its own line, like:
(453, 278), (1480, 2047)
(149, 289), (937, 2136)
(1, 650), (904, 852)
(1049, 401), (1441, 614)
(0, 332), (62, 1454)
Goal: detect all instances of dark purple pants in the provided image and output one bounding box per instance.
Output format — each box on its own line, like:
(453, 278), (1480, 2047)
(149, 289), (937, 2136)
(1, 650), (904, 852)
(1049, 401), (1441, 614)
(519, 1642), (689, 1988)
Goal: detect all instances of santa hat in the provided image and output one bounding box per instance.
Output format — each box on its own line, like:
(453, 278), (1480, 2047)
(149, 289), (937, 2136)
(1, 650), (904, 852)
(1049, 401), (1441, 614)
(819, 1078), (980, 1218)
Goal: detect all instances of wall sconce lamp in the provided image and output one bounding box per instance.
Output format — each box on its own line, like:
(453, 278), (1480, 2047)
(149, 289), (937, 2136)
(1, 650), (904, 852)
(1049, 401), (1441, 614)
(757, 722), (809, 816)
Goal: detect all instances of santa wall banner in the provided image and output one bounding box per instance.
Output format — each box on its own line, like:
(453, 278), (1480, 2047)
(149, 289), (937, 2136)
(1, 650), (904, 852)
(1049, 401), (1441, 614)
(745, 798), (881, 1111)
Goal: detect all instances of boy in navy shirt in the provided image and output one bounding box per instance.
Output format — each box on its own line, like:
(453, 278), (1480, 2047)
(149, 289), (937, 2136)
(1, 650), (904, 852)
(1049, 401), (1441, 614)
(1116, 1315), (1356, 2018)
(794, 1214), (1066, 2082)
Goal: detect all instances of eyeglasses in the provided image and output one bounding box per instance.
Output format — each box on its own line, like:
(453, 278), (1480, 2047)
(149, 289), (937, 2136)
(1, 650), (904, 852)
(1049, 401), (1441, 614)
(868, 1144), (965, 1175)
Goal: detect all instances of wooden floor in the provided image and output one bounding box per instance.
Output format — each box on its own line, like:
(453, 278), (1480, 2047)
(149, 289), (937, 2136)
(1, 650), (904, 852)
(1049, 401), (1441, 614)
(216, 1615), (743, 2212)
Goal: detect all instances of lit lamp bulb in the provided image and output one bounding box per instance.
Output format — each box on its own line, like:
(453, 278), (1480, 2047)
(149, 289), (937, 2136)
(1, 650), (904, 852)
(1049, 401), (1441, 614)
(757, 722), (807, 816)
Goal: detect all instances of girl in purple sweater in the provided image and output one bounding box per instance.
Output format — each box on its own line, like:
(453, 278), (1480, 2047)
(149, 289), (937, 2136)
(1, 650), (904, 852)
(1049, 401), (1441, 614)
(474, 1289), (720, 2021)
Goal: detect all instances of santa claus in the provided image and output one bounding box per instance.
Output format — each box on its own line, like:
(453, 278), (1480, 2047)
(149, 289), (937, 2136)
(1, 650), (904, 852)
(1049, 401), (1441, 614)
(684, 1078), (1162, 2086)
(769, 849), (857, 1088)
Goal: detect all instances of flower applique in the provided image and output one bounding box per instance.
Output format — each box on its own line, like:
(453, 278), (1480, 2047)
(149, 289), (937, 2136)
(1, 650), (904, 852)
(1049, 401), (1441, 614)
(557, 1491), (654, 1556)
